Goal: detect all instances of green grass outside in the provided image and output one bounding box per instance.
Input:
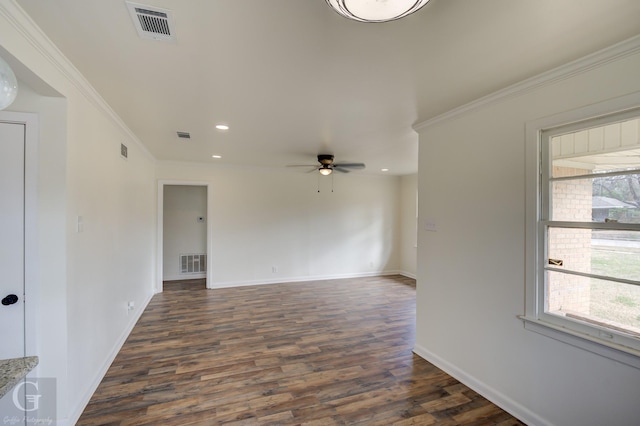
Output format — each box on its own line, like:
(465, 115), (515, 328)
(590, 246), (640, 330)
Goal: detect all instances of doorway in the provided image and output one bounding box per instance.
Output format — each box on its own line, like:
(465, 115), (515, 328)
(156, 181), (212, 292)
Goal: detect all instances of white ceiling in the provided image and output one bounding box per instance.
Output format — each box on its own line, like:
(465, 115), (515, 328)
(15, 0), (640, 175)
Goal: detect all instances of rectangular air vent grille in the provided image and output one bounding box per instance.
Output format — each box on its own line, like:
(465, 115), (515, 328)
(177, 131), (191, 139)
(180, 254), (206, 274)
(120, 143), (128, 159)
(126, 2), (175, 41)
(136, 8), (170, 35)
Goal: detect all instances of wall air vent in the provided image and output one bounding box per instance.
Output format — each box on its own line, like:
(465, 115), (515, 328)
(126, 2), (176, 41)
(177, 131), (191, 139)
(180, 254), (206, 274)
(120, 143), (128, 159)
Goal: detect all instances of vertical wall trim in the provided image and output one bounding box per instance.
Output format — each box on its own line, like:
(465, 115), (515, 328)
(206, 184), (214, 289)
(156, 181), (164, 293)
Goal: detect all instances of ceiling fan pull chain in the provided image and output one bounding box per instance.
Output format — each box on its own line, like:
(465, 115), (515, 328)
(332, 173), (334, 192)
(317, 173), (321, 193)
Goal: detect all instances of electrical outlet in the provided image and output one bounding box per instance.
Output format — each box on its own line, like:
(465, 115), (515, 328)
(272, 266), (278, 273)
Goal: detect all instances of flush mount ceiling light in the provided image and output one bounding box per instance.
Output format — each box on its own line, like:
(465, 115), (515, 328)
(211, 155), (222, 159)
(215, 124), (229, 130)
(0, 56), (18, 110)
(325, 0), (430, 22)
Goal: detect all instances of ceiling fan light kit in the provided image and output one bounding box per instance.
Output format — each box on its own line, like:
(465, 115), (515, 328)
(325, 0), (430, 23)
(319, 166), (333, 176)
(316, 154), (365, 175)
(286, 154), (366, 176)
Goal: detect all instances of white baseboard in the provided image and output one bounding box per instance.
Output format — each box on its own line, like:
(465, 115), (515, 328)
(413, 343), (549, 426)
(163, 273), (206, 282)
(65, 291), (154, 426)
(398, 270), (416, 279)
(209, 270), (404, 289)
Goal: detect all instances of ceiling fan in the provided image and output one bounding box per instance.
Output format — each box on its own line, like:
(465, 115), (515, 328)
(288, 154), (366, 175)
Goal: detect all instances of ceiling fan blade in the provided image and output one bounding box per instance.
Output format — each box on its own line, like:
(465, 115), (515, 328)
(333, 167), (351, 173)
(334, 162), (365, 169)
(286, 164), (317, 173)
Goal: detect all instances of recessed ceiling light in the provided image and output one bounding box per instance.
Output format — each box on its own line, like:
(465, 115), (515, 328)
(381, 168), (389, 172)
(211, 155), (222, 159)
(215, 124), (229, 130)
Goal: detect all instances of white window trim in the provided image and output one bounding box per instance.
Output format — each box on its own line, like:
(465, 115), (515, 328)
(523, 91), (640, 369)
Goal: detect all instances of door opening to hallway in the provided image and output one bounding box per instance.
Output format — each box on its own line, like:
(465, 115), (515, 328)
(162, 184), (208, 290)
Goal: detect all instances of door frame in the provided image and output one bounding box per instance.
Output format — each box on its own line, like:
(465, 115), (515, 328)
(156, 180), (213, 292)
(0, 111), (39, 360)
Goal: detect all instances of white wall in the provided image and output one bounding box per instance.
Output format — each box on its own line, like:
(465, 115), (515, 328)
(400, 174), (417, 278)
(157, 163), (402, 287)
(163, 185), (207, 281)
(0, 2), (157, 423)
(65, 98), (156, 423)
(414, 39), (640, 425)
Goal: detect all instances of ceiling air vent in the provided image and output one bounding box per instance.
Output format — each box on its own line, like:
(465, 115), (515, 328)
(177, 131), (191, 139)
(126, 2), (175, 41)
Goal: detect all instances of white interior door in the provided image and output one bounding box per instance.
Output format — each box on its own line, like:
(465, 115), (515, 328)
(0, 121), (26, 360)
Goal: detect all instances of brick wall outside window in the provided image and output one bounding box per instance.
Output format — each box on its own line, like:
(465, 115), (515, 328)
(547, 166), (592, 313)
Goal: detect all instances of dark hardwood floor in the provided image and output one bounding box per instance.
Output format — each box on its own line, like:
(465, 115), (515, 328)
(78, 275), (525, 425)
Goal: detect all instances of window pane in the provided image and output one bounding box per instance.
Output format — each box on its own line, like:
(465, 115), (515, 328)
(551, 117), (640, 179)
(550, 172), (640, 223)
(547, 227), (640, 282)
(546, 270), (640, 338)
(539, 109), (640, 353)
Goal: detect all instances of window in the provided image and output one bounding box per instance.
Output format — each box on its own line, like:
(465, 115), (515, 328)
(524, 95), (640, 365)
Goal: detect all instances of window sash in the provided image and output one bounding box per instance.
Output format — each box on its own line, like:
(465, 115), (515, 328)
(550, 168), (640, 183)
(541, 220), (640, 231)
(535, 268), (640, 352)
(524, 93), (640, 367)
(537, 112), (640, 353)
(545, 264), (640, 288)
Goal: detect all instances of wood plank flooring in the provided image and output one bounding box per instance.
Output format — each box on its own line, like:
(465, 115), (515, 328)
(78, 275), (525, 425)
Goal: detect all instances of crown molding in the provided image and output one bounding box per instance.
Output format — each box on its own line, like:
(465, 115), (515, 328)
(0, 0), (155, 161)
(414, 35), (640, 132)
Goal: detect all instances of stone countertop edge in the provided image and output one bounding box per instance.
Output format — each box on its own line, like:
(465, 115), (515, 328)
(0, 356), (39, 399)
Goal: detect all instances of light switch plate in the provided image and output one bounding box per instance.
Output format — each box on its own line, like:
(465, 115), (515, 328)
(425, 220), (437, 232)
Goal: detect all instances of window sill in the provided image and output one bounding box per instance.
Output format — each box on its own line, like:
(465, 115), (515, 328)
(519, 316), (640, 369)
